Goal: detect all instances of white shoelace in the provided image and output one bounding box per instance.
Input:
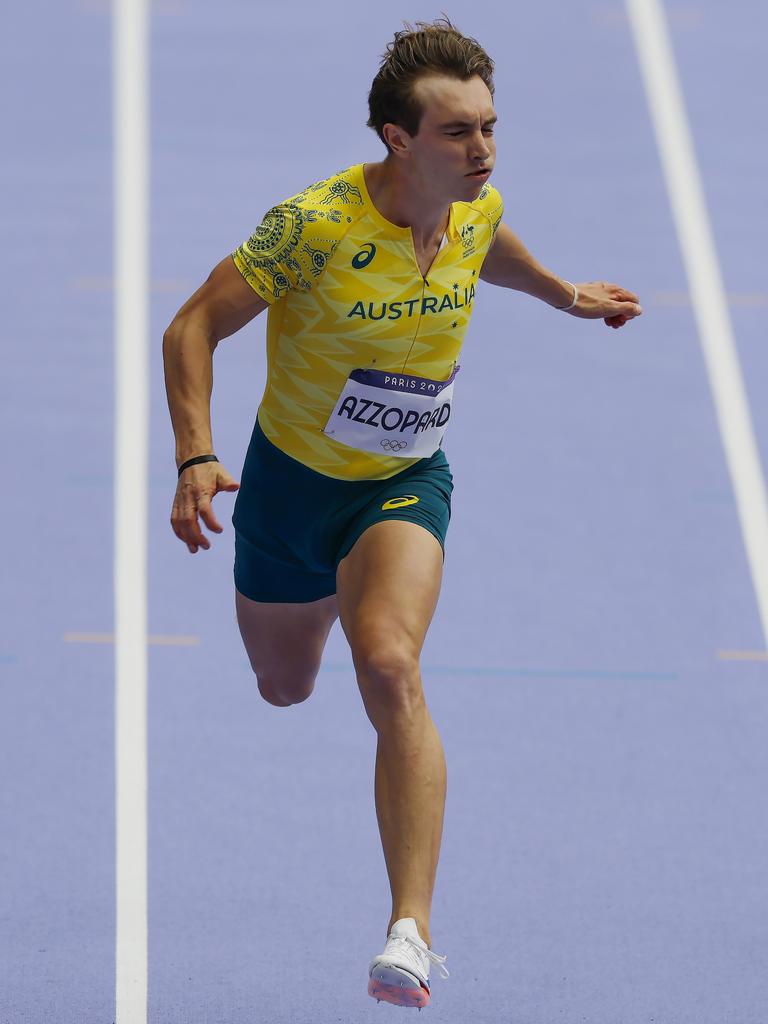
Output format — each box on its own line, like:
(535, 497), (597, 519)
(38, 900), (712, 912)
(390, 934), (450, 980)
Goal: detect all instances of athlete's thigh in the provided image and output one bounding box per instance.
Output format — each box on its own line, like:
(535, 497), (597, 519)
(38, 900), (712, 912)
(335, 519), (444, 663)
(235, 588), (338, 681)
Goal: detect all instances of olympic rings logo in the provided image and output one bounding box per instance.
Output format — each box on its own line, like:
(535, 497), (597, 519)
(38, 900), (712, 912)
(380, 438), (408, 452)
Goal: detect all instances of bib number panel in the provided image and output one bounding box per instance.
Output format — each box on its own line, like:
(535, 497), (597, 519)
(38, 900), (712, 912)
(323, 366), (459, 458)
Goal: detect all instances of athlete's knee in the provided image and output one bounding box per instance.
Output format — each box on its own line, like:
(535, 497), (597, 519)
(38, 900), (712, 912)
(241, 641), (318, 706)
(256, 672), (314, 707)
(257, 675), (292, 707)
(353, 643), (424, 718)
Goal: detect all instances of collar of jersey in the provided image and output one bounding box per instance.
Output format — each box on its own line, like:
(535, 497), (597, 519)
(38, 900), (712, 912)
(355, 163), (459, 244)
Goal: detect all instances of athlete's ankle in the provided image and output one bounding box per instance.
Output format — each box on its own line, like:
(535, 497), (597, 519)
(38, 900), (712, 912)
(388, 914), (431, 947)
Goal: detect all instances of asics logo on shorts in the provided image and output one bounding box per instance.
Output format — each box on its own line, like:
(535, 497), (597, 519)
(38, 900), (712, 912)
(381, 495), (420, 510)
(380, 438), (408, 452)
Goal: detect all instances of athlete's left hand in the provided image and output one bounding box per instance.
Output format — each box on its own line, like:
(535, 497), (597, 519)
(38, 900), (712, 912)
(568, 281), (642, 329)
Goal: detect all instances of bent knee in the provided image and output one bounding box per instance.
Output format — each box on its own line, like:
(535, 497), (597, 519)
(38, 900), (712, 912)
(257, 676), (293, 707)
(256, 673), (314, 707)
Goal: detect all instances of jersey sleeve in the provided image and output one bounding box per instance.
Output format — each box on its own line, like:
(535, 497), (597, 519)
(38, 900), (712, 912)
(475, 183), (504, 239)
(231, 202), (342, 303)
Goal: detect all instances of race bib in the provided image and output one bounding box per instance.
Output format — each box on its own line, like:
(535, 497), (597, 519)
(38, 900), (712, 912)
(323, 366), (460, 458)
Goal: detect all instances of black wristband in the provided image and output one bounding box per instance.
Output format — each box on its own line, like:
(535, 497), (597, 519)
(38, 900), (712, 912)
(177, 454), (219, 477)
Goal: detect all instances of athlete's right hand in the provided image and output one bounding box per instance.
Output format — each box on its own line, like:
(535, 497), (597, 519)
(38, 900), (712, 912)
(170, 463), (240, 553)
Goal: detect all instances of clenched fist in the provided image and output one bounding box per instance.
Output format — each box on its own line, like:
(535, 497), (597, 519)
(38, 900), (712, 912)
(567, 281), (643, 329)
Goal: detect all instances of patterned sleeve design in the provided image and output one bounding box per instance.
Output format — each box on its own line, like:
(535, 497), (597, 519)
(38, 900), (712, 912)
(232, 202), (342, 302)
(476, 183), (504, 238)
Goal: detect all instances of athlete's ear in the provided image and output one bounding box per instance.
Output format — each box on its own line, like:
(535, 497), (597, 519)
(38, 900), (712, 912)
(382, 122), (412, 158)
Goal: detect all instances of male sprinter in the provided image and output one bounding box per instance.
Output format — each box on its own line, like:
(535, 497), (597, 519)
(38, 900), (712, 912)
(163, 17), (641, 1011)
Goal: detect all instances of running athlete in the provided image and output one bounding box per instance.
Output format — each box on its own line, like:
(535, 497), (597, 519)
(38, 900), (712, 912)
(162, 17), (642, 1011)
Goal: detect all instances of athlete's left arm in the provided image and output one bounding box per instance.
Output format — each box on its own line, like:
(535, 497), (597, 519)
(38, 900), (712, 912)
(479, 222), (642, 329)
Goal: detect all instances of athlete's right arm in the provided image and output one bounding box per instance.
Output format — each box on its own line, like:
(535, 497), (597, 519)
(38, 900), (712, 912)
(163, 255), (269, 553)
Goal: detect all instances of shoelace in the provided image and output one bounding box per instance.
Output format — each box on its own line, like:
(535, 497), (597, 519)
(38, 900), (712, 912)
(391, 934), (450, 980)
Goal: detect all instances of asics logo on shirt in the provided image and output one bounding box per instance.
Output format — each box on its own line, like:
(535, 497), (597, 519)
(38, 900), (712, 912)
(351, 242), (377, 269)
(381, 495), (420, 510)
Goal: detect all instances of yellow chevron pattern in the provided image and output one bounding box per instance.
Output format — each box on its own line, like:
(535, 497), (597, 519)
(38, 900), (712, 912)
(232, 163), (503, 480)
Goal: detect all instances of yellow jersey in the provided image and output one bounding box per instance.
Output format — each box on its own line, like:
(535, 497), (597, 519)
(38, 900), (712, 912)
(232, 162), (503, 480)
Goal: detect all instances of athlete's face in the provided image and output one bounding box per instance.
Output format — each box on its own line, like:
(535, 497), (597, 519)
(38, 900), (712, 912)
(401, 74), (497, 199)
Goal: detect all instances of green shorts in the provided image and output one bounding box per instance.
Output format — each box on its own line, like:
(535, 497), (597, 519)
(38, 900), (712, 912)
(232, 415), (454, 603)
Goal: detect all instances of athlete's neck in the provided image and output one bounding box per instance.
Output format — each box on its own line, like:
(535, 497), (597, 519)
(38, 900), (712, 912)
(363, 159), (449, 250)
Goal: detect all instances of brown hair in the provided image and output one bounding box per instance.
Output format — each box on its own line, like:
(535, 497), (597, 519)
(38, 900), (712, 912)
(367, 16), (495, 151)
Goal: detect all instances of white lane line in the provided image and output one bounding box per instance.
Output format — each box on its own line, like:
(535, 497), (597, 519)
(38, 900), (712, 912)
(113, 0), (149, 1018)
(626, 0), (768, 651)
